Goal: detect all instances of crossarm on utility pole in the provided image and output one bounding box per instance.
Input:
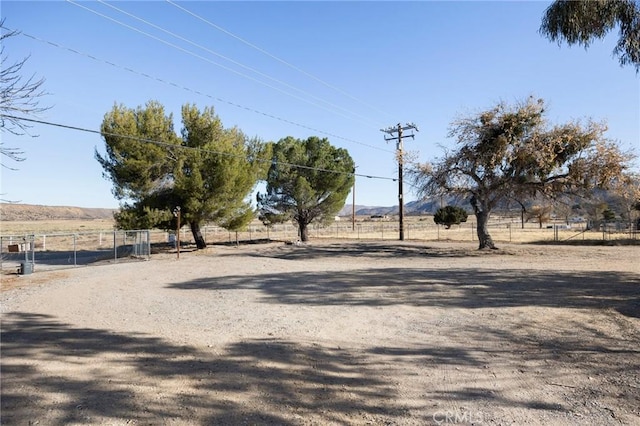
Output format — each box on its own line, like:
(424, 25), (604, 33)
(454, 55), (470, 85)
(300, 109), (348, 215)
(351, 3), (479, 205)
(380, 123), (418, 241)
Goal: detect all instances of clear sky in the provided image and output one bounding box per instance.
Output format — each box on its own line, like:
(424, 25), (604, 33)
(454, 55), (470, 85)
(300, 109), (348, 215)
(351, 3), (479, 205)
(1, 1), (638, 209)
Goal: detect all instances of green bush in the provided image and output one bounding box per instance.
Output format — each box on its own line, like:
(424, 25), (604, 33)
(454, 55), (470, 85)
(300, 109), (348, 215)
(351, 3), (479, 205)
(434, 206), (468, 229)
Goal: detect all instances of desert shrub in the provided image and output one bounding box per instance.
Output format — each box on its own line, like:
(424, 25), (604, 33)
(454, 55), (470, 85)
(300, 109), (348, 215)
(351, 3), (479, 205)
(434, 206), (468, 229)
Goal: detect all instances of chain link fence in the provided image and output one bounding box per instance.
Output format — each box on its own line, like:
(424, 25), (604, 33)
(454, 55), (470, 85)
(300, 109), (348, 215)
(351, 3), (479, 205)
(1, 230), (151, 274)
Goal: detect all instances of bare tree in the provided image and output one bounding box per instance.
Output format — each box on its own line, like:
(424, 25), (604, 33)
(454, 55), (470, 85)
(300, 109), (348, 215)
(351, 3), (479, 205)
(611, 172), (640, 225)
(410, 97), (635, 249)
(1, 20), (50, 168)
(526, 204), (552, 229)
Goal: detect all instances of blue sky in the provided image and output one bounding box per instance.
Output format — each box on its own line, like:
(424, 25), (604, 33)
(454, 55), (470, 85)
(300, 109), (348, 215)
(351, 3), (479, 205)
(1, 1), (638, 209)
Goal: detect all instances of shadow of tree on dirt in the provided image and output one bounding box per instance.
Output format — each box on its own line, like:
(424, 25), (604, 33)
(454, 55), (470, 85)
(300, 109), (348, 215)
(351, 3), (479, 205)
(1, 312), (405, 425)
(369, 318), (640, 424)
(3, 241), (638, 424)
(3, 303), (638, 424)
(221, 241), (488, 261)
(169, 267), (640, 319)
(164, 254), (640, 422)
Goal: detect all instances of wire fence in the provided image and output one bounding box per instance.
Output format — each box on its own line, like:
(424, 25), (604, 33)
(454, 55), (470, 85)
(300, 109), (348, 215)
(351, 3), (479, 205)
(255, 219), (638, 244)
(1, 230), (151, 274)
(1, 219), (637, 275)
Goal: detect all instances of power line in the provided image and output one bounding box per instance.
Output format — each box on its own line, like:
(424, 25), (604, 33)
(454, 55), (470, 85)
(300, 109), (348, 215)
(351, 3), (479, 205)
(67, 0), (380, 128)
(94, 0), (382, 128)
(167, 0), (395, 122)
(8, 28), (394, 154)
(1, 114), (398, 182)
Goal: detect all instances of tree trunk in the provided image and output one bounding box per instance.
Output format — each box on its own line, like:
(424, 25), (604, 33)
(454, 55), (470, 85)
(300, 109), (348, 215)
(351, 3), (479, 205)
(471, 195), (496, 250)
(299, 222), (309, 242)
(190, 221), (207, 249)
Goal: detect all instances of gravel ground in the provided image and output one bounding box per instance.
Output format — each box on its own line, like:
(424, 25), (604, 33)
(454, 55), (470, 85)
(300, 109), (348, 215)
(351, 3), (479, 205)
(1, 240), (639, 425)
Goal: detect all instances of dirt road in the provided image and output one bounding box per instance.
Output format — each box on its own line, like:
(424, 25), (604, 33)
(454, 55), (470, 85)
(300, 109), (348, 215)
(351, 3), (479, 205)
(2, 240), (639, 425)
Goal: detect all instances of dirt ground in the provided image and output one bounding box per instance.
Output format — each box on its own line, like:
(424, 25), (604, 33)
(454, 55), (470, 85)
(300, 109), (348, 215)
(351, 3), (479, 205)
(1, 240), (639, 425)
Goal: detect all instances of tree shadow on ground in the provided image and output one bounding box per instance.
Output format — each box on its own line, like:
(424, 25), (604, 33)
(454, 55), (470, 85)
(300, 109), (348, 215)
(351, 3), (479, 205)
(220, 241), (487, 261)
(1, 312), (405, 425)
(369, 319), (640, 424)
(169, 267), (640, 319)
(3, 301), (638, 424)
(166, 255), (639, 421)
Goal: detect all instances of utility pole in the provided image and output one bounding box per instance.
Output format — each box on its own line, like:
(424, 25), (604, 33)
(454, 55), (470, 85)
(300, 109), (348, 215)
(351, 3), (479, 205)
(381, 122), (418, 241)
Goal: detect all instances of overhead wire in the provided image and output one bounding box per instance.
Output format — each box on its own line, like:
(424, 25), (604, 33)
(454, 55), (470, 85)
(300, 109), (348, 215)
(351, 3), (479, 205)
(1, 115), (398, 182)
(66, 0), (379, 128)
(95, 0), (383, 128)
(166, 0), (395, 122)
(8, 28), (394, 154)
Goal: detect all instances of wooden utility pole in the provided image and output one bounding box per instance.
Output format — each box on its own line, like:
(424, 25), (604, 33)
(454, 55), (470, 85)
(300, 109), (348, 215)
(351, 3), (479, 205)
(381, 123), (418, 241)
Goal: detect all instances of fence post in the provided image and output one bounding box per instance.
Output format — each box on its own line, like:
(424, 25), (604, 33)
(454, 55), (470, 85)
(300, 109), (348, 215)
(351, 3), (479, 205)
(114, 231), (117, 263)
(31, 235), (35, 269)
(42, 234), (46, 251)
(24, 234), (35, 270)
(73, 234), (77, 266)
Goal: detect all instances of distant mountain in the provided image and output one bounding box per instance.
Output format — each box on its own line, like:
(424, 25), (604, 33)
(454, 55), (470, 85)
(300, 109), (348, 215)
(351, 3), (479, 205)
(0, 203), (117, 221)
(351, 205), (398, 216)
(339, 197), (454, 217)
(338, 196), (480, 216)
(1, 197), (466, 222)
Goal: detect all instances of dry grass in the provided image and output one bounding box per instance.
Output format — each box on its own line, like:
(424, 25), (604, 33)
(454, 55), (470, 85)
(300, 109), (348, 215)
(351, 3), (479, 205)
(1, 216), (636, 247)
(1, 219), (115, 235)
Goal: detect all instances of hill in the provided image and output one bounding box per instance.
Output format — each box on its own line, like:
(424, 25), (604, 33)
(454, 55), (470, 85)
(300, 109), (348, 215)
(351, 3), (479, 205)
(339, 198), (456, 217)
(5, 202), (414, 222)
(2, 198), (453, 222)
(0, 203), (117, 221)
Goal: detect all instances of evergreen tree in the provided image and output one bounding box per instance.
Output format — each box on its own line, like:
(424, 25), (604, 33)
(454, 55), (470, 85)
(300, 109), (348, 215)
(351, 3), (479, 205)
(97, 101), (268, 249)
(258, 136), (354, 242)
(540, 0), (640, 71)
